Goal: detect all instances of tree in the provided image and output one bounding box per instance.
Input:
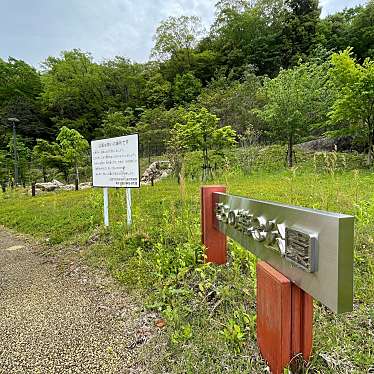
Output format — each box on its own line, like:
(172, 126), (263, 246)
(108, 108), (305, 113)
(198, 73), (264, 135)
(41, 50), (106, 139)
(0, 58), (47, 143)
(136, 106), (187, 161)
(256, 61), (330, 167)
(102, 57), (148, 110)
(32, 139), (58, 182)
(317, 7), (361, 54)
(143, 72), (171, 108)
(171, 107), (236, 180)
(210, 0), (285, 78)
(0, 149), (10, 190)
(98, 110), (135, 138)
(350, 1), (374, 61)
(281, 0), (321, 67)
(56, 126), (89, 185)
(151, 15), (205, 64)
(328, 49), (374, 166)
(173, 72), (202, 105)
(7, 137), (31, 187)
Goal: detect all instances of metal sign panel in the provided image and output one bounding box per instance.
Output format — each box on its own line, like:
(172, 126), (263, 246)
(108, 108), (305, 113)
(213, 192), (354, 314)
(91, 134), (140, 188)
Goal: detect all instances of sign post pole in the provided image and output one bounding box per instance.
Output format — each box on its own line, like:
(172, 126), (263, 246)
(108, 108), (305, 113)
(91, 134), (140, 228)
(201, 185), (227, 264)
(103, 187), (109, 226)
(126, 188), (132, 227)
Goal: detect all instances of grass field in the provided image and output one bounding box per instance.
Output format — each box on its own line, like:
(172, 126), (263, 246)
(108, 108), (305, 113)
(0, 160), (373, 373)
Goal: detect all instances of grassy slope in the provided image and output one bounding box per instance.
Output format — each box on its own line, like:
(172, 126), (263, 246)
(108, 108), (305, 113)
(0, 166), (373, 373)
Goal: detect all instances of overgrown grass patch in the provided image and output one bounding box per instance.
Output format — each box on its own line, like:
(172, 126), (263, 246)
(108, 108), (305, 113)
(0, 165), (373, 373)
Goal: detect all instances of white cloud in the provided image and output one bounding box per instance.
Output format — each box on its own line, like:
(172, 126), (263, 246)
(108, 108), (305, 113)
(320, 0), (367, 17)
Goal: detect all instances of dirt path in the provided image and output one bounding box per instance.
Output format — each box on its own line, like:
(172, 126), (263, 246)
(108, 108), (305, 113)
(0, 228), (160, 374)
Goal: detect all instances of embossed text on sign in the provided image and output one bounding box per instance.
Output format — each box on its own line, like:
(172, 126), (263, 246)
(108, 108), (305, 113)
(213, 192), (354, 314)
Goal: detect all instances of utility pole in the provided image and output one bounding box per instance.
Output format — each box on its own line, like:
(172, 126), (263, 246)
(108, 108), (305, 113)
(7, 118), (20, 186)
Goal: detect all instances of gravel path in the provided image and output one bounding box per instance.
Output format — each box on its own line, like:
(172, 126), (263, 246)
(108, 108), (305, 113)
(0, 228), (160, 374)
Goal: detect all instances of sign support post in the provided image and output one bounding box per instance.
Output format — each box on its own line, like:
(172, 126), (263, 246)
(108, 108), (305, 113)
(91, 134), (140, 228)
(103, 187), (109, 226)
(201, 185), (227, 264)
(126, 188), (132, 227)
(200, 185), (354, 374)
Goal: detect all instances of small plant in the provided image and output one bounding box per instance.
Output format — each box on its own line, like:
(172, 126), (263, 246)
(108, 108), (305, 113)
(221, 309), (256, 353)
(171, 324), (193, 344)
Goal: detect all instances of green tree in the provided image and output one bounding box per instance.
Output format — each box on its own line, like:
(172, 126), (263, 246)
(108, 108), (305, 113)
(198, 73), (264, 135)
(173, 72), (202, 105)
(98, 110), (135, 138)
(32, 139), (58, 182)
(328, 49), (374, 166)
(151, 15), (204, 64)
(257, 61), (329, 167)
(350, 1), (374, 60)
(317, 7), (361, 54)
(102, 57), (148, 110)
(136, 106), (186, 161)
(56, 126), (89, 184)
(0, 57), (47, 143)
(281, 0), (321, 67)
(210, 0), (284, 78)
(0, 149), (10, 190)
(7, 137), (31, 186)
(143, 72), (171, 108)
(171, 107), (236, 180)
(41, 50), (106, 138)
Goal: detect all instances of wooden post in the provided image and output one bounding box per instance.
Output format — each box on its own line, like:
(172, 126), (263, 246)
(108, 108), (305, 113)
(256, 261), (313, 374)
(291, 284), (313, 361)
(201, 185), (227, 264)
(75, 178), (79, 191)
(31, 182), (36, 197)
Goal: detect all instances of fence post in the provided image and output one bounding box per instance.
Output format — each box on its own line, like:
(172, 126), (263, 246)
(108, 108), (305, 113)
(31, 182), (36, 197)
(256, 261), (313, 373)
(201, 185), (227, 264)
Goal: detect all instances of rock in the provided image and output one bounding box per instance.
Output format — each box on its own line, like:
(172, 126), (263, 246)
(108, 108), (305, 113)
(52, 179), (64, 187)
(61, 184), (75, 191)
(79, 182), (92, 190)
(141, 161), (172, 185)
(35, 182), (59, 192)
(79, 185), (91, 190)
(30, 180), (92, 194)
(297, 136), (361, 153)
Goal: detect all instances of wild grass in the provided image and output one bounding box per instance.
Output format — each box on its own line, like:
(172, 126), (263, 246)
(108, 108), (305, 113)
(0, 150), (373, 373)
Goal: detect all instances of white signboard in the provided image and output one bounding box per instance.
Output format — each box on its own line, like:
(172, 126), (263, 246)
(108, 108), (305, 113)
(91, 134), (140, 188)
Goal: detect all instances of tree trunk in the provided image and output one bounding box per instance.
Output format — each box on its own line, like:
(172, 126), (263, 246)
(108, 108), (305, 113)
(75, 162), (80, 191)
(367, 123), (373, 167)
(287, 134), (294, 168)
(202, 148), (209, 182)
(75, 163), (80, 185)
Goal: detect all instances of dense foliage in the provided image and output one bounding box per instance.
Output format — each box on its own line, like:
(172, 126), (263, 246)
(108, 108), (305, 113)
(1, 0), (374, 185)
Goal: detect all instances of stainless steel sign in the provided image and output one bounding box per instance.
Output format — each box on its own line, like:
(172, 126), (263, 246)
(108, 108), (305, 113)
(213, 193), (354, 313)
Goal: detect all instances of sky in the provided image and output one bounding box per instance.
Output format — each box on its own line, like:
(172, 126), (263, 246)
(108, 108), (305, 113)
(0, 0), (368, 68)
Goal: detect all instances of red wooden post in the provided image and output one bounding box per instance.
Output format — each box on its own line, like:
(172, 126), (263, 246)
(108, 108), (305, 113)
(201, 185), (227, 264)
(291, 284), (313, 360)
(257, 261), (292, 374)
(257, 261), (313, 374)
